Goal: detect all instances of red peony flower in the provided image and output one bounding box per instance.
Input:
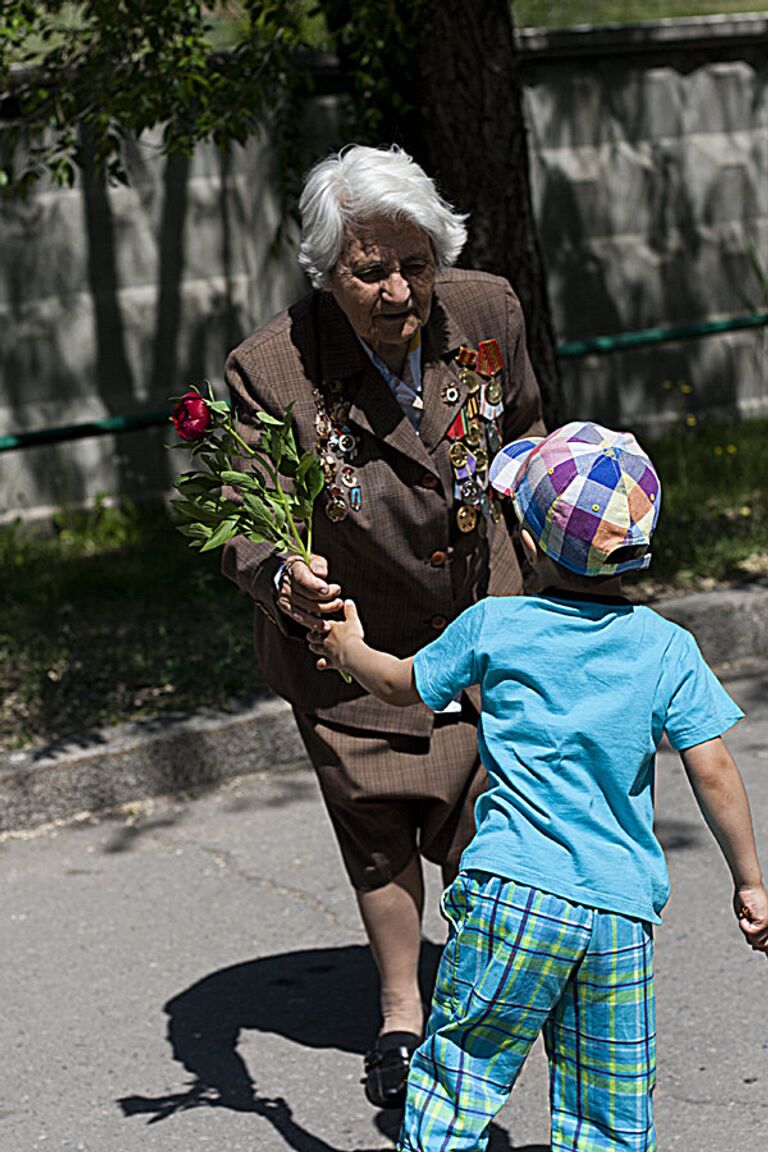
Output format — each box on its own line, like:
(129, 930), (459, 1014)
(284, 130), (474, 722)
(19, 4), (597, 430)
(172, 392), (211, 441)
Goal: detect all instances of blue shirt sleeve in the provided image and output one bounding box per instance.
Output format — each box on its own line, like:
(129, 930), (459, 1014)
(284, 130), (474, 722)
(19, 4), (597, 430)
(663, 629), (744, 750)
(413, 601), (486, 711)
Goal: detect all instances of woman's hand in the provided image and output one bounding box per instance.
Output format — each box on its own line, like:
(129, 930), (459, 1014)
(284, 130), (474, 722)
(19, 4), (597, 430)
(307, 600), (365, 673)
(276, 554), (343, 630)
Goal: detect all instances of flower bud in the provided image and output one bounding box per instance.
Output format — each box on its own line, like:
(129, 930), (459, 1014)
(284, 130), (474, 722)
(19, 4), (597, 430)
(172, 392), (211, 441)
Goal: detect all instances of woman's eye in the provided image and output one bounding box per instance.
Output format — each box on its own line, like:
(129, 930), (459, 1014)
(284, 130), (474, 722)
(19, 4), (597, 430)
(356, 267), (385, 284)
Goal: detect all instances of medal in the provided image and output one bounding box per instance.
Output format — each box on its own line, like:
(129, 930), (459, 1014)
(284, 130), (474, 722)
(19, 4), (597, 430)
(340, 465), (358, 487)
(326, 496), (348, 522)
(460, 478), (483, 506)
(449, 441), (468, 468)
(485, 379), (503, 405)
(487, 424), (501, 455)
(460, 368), (481, 394)
(441, 384), (460, 405)
(457, 505), (477, 533)
(465, 420), (483, 448)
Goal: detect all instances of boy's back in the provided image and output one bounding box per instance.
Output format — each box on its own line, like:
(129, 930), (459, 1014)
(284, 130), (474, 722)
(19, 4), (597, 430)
(413, 590), (743, 923)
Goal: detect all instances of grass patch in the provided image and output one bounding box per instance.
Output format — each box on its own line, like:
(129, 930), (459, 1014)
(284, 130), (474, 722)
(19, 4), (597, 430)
(2, 418), (767, 751)
(627, 417), (768, 594)
(0, 498), (261, 752)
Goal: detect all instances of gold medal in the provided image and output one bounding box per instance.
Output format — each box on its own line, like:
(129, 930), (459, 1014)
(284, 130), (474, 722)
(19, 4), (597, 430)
(460, 368), (481, 394)
(465, 420), (483, 448)
(449, 441), (468, 468)
(457, 504), (477, 533)
(485, 380), (503, 405)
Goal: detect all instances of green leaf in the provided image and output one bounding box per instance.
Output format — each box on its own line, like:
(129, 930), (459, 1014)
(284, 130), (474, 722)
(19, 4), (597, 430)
(256, 410), (285, 427)
(175, 523), (212, 540)
(242, 492), (275, 531)
(199, 516), (241, 552)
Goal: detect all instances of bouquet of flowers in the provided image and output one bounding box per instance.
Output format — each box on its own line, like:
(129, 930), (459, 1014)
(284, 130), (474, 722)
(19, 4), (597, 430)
(170, 384), (324, 561)
(169, 385), (351, 681)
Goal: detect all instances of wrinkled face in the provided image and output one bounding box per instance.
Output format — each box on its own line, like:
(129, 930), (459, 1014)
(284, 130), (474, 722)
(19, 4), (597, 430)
(328, 217), (436, 360)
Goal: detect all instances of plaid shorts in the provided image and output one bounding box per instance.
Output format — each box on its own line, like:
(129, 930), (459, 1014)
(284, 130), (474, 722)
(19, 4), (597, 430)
(398, 872), (656, 1151)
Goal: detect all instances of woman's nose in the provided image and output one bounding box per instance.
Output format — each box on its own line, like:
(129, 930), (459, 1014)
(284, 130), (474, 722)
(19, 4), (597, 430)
(381, 270), (410, 304)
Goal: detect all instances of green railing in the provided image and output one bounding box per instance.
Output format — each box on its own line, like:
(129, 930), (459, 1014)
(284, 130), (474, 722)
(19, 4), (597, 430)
(2, 309), (767, 453)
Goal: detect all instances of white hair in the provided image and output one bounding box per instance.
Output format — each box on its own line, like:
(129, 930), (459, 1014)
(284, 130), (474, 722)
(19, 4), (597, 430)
(297, 144), (468, 288)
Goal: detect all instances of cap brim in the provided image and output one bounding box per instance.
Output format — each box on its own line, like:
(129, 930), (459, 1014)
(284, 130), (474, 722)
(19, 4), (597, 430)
(489, 437), (544, 497)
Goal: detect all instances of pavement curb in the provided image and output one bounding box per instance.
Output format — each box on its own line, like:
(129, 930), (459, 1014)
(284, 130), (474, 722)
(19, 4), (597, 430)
(2, 583), (767, 833)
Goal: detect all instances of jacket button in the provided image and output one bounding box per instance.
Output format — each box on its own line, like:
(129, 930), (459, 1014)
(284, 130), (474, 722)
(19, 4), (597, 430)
(421, 473), (439, 489)
(430, 550), (447, 567)
(431, 614), (448, 630)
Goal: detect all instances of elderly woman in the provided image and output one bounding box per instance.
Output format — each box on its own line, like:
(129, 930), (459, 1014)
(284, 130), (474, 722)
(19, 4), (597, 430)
(222, 144), (545, 1108)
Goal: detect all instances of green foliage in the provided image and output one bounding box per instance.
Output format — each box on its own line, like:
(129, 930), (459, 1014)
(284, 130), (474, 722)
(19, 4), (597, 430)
(0, 0), (430, 200)
(513, 1), (768, 27)
(0, 1), (315, 193)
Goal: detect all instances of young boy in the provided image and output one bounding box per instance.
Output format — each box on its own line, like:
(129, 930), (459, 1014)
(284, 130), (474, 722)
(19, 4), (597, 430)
(307, 420), (768, 1151)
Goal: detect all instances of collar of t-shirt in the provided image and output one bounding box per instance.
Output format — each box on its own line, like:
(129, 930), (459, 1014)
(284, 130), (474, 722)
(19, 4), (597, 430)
(540, 586), (632, 607)
(356, 330), (424, 431)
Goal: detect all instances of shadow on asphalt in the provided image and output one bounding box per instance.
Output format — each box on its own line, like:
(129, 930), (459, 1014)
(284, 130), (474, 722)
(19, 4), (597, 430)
(654, 817), (702, 852)
(374, 1106), (547, 1151)
(117, 943), (550, 1150)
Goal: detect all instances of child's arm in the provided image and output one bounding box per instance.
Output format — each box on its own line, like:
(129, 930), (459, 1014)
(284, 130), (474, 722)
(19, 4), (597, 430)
(307, 600), (422, 707)
(680, 737), (768, 955)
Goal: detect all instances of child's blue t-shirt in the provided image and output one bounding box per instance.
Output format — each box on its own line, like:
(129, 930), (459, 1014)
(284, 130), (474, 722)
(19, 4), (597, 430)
(413, 591), (743, 924)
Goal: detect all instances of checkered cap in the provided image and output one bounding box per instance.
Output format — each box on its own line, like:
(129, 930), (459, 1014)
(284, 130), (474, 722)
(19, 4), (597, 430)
(489, 421), (661, 576)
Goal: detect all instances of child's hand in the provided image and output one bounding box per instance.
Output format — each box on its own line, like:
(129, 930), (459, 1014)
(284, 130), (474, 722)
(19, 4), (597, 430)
(734, 886), (768, 956)
(307, 599), (365, 673)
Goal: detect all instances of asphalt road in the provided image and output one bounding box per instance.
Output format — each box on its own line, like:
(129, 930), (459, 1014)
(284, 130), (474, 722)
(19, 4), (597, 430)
(2, 662), (767, 1152)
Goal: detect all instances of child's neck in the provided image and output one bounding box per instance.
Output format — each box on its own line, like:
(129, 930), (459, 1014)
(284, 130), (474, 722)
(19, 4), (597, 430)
(536, 558), (624, 598)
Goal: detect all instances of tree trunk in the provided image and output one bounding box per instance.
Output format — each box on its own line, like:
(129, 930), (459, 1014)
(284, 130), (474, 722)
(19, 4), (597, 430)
(398, 0), (563, 424)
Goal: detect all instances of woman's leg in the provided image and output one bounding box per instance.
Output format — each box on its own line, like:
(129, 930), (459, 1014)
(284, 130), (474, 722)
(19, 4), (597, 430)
(357, 852), (425, 1037)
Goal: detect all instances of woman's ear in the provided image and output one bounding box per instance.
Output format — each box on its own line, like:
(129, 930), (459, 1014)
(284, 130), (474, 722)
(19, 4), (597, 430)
(520, 528), (540, 566)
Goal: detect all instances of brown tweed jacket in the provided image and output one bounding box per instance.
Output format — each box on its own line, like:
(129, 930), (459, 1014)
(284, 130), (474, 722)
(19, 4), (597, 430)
(222, 268), (545, 735)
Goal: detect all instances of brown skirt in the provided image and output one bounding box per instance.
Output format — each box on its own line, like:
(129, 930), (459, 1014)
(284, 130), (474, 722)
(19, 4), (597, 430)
(293, 697), (486, 891)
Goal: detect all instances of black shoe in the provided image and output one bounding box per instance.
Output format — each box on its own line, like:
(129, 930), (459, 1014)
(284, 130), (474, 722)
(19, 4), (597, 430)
(362, 1030), (421, 1109)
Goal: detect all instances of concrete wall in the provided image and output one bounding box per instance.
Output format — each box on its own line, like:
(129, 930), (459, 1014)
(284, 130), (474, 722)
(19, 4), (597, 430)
(1, 14), (767, 518)
(518, 13), (768, 431)
(0, 130), (310, 519)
